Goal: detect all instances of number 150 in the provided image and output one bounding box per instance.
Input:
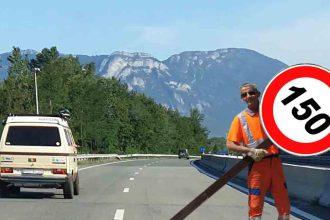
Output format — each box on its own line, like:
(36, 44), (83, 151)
(281, 86), (330, 135)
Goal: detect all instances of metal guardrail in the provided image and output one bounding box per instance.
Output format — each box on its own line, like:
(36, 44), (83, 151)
(77, 154), (200, 161)
(209, 154), (330, 168)
(77, 154), (119, 161)
(280, 155), (330, 167)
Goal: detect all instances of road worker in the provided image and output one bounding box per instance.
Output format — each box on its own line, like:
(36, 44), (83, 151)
(226, 83), (290, 220)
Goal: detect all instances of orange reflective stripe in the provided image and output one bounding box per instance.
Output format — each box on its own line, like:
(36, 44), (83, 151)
(237, 111), (255, 145)
(237, 111), (267, 148)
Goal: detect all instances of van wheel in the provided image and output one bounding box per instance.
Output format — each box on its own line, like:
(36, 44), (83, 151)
(0, 181), (10, 197)
(63, 179), (74, 199)
(74, 173), (79, 195)
(10, 186), (20, 194)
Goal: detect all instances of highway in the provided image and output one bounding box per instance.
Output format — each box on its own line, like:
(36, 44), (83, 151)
(0, 159), (308, 220)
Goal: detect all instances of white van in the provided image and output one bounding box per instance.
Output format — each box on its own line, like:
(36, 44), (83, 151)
(0, 113), (79, 199)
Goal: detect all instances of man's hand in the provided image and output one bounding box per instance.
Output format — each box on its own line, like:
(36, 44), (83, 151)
(247, 148), (268, 162)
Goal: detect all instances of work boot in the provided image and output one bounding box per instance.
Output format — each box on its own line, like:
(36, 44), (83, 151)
(249, 216), (261, 220)
(278, 214), (290, 220)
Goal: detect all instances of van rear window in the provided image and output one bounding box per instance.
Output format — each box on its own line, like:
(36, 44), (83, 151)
(5, 126), (61, 147)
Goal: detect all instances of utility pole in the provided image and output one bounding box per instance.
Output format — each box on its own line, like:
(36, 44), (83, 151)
(34, 68), (40, 115)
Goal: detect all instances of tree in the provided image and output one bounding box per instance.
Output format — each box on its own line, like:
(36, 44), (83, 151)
(4, 47), (34, 113)
(0, 46), (211, 155)
(34, 46), (59, 68)
(207, 137), (227, 154)
(188, 108), (209, 154)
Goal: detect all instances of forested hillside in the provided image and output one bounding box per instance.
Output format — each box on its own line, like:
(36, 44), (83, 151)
(0, 47), (208, 155)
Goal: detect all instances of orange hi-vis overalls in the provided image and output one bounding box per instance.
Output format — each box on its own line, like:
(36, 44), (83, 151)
(227, 109), (290, 220)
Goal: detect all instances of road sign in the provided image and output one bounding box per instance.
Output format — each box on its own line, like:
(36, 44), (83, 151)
(200, 146), (206, 154)
(260, 64), (330, 156)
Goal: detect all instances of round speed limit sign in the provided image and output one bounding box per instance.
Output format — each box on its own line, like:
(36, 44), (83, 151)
(260, 64), (330, 156)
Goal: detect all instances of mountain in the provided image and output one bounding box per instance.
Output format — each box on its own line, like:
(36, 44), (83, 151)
(79, 48), (287, 136)
(0, 48), (288, 136)
(0, 49), (37, 79)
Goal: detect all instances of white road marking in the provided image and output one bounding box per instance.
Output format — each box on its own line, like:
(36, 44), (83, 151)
(79, 159), (147, 171)
(129, 177), (134, 181)
(123, 188), (129, 193)
(139, 168), (143, 170)
(144, 165), (147, 167)
(114, 209), (125, 220)
(134, 172), (139, 175)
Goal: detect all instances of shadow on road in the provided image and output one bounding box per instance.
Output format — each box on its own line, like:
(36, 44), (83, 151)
(191, 159), (330, 220)
(0, 190), (62, 200)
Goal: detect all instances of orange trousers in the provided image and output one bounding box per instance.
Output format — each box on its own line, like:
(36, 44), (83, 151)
(248, 157), (290, 217)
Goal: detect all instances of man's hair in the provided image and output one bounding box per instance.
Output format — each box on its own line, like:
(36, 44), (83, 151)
(240, 83), (259, 92)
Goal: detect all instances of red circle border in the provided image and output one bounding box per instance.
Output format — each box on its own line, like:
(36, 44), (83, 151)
(260, 64), (330, 156)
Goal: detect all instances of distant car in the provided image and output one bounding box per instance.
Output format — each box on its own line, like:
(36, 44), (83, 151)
(178, 149), (189, 159)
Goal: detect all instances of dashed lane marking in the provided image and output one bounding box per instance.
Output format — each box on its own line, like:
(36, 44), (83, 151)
(114, 209), (125, 220)
(79, 159), (148, 171)
(123, 188), (129, 193)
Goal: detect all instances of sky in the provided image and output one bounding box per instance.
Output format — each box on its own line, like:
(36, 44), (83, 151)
(1, 0), (330, 68)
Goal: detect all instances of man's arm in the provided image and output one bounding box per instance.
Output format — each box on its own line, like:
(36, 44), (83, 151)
(227, 140), (268, 162)
(226, 140), (252, 154)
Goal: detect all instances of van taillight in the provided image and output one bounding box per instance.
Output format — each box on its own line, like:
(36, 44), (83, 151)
(1, 167), (13, 173)
(52, 169), (67, 174)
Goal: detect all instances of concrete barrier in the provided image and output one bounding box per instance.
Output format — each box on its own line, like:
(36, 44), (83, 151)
(201, 154), (330, 208)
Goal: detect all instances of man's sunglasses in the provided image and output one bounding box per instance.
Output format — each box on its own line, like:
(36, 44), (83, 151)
(241, 91), (256, 98)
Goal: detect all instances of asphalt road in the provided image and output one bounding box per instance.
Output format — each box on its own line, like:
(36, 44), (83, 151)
(0, 159), (304, 220)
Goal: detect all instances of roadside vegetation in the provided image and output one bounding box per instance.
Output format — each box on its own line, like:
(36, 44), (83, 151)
(0, 47), (209, 155)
